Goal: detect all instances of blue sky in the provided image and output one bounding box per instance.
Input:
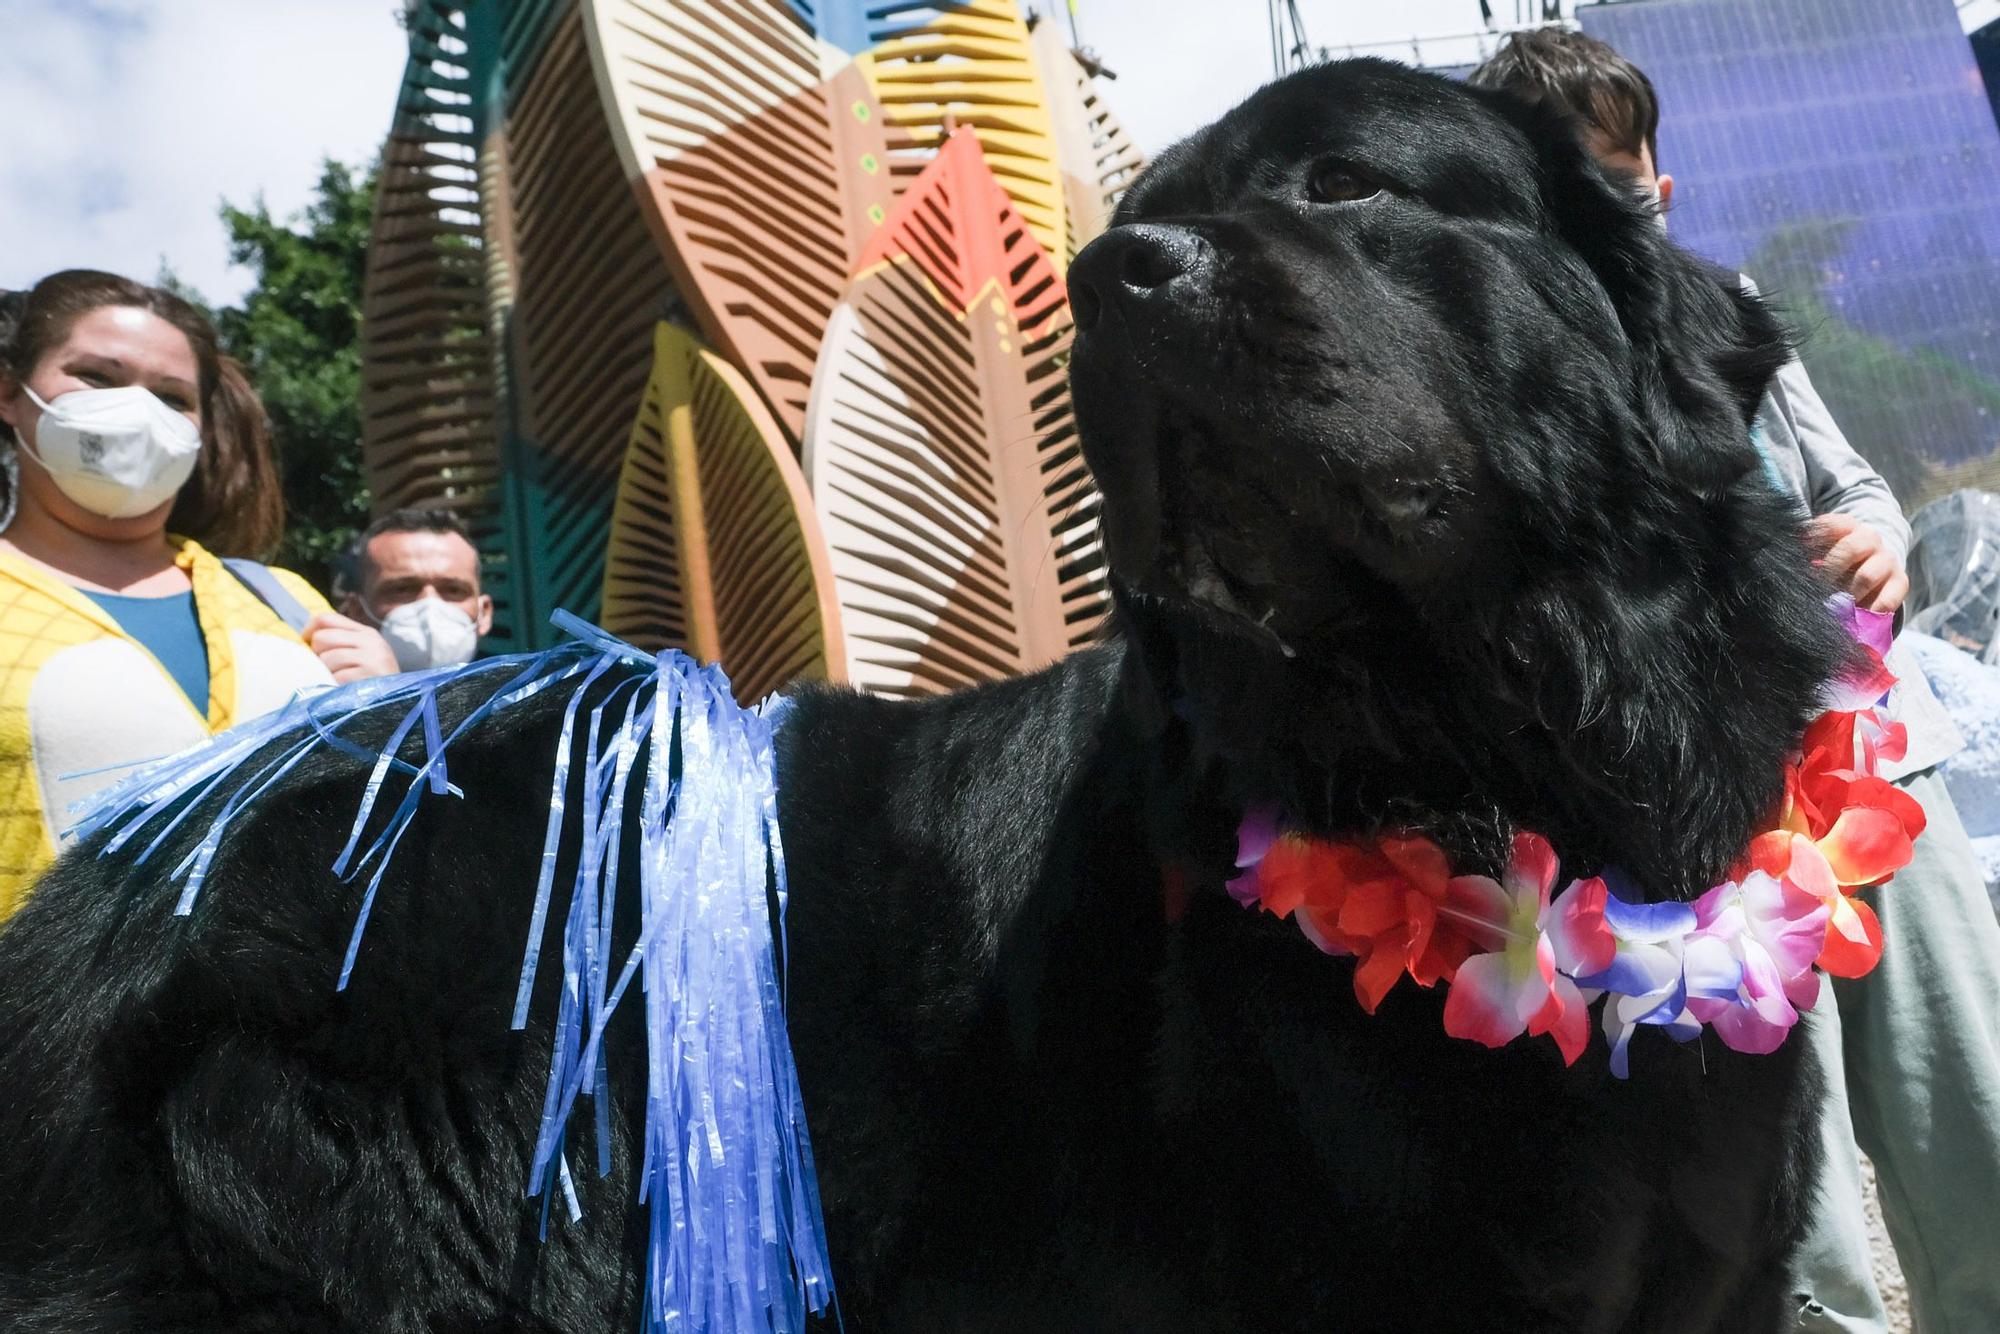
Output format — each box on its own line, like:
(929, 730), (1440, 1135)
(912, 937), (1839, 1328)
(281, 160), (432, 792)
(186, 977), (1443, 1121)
(0, 0), (1499, 304)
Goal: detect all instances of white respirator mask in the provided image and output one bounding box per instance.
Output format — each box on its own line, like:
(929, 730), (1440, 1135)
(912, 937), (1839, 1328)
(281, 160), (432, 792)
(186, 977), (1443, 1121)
(374, 596), (481, 671)
(19, 384), (201, 519)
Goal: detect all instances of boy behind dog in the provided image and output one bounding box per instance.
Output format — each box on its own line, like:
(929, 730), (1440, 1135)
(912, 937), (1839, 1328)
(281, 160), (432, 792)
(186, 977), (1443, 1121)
(1472, 28), (2000, 1333)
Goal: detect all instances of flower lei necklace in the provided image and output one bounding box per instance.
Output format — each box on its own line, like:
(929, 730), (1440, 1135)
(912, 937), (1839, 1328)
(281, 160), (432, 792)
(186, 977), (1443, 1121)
(1225, 598), (1925, 1077)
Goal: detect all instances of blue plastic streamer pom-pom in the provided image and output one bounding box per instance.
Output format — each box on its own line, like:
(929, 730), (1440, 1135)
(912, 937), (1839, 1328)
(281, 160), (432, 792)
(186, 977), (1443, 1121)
(68, 612), (835, 1334)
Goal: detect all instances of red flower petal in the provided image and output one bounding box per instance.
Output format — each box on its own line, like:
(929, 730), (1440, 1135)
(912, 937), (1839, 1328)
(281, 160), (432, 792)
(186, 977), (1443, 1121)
(1411, 927), (1473, 987)
(1864, 715), (1908, 767)
(1827, 774), (1927, 839)
(1817, 896), (1884, 978)
(1377, 834), (1451, 900)
(1819, 807), (1915, 887)
(1506, 831), (1560, 900)
(1254, 838), (1327, 917)
(1337, 878), (1407, 938)
(1352, 934), (1410, 1014)
(1528, 972), (1591, 1067)
(1745, 830), (1795, 880)
(1802, 712), (1858, 773)
(1403, 890), (1438, 970)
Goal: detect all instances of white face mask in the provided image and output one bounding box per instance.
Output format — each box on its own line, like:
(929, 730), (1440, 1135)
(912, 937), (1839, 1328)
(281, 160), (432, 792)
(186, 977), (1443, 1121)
(1642, 180), (1667, 234)
(19, 384), (201, 519)
(375, 596), (480, 671)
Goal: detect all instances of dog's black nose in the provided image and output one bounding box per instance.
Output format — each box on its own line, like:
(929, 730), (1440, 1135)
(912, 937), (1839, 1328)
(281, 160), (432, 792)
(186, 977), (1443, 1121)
(1069, 223), (1211, 331)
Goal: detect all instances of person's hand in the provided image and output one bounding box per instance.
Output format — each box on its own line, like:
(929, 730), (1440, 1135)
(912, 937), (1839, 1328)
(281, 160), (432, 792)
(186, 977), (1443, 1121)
(303, 611), (402, 682)
(1807, 512), (1908, 615)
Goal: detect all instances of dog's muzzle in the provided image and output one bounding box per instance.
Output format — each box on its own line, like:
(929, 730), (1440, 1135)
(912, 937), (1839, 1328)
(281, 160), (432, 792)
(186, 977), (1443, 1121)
(1068, 223), (1213, 334)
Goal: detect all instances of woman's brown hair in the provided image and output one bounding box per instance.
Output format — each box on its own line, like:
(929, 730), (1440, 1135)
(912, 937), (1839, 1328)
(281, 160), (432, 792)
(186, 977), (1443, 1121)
(0, 269), (286, 557)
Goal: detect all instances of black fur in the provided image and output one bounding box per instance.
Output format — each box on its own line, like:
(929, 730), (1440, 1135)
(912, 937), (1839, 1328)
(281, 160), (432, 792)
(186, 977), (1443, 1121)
(0, 61), (1849, 1331)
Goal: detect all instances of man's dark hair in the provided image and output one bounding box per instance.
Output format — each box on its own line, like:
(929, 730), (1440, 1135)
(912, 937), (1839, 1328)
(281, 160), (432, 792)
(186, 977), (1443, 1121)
(1469, 26), (1661, 165)
(338, 507), (480, 599)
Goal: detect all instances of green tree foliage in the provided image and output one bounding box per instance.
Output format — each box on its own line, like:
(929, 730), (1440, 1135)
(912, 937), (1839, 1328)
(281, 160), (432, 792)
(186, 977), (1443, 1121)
(1748, 220), (2000, 512)
(174, 160), (377, 589)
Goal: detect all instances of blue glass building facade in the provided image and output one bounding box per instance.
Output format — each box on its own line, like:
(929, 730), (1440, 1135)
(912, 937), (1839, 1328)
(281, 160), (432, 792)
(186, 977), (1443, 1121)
(1576, 0), (2000, 507)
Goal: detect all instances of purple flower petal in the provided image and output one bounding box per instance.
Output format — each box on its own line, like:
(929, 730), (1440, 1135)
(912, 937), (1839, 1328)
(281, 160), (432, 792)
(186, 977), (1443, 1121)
(1829, 593), (1894, 659)
(1682, 932), (1744, 1001)
(1235, 805), (1280, 869)
(1630, 974), (1689, 1028)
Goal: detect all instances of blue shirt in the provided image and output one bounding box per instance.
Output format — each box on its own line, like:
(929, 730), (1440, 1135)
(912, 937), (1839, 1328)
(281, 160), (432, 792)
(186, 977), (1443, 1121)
(83, 589), (210, 714)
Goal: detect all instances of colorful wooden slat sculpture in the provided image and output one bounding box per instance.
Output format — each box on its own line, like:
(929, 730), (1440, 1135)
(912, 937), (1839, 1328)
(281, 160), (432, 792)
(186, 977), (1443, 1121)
(500, 0), (573, 101)
(1028, 18), (1147, 260)
(582, 0), (897, 446)
(602, 324), (845, 702)
(367, 0), (1135, 687)
(497, 7), (685, 631)
(802, 127), (1107, 697)
(359, 1), (500, 523)
(849, 1), (1073, 268)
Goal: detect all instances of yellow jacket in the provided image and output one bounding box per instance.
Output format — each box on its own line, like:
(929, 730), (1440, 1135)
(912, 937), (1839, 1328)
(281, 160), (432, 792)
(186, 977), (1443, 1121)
(0, 538), (333, 918)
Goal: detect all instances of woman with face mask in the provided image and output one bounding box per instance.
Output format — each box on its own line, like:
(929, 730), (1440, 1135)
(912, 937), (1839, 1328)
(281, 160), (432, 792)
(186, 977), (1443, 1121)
(0, 270), (397, 919)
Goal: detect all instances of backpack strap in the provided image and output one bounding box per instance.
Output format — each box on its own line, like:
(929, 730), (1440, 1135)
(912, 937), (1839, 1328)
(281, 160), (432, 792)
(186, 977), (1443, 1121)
(221, 558), (314, 635)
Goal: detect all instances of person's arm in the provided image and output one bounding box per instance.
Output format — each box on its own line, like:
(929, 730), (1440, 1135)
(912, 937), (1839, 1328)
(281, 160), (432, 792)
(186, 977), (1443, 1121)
(270, 566), (400, 682)
(1768, 356), (1911, 613)
(1773, 356), (1910, 562)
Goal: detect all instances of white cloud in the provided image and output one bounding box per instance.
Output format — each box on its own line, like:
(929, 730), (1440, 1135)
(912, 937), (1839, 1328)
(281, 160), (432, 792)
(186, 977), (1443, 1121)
(0, 0), (1505, 306)
(0, 0), (408, 304)
(1069, 0), (1509, 155)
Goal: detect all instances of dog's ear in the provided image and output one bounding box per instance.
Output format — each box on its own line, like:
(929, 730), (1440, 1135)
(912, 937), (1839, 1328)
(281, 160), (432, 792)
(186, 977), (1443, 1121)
(1480, 93), (1792, 491)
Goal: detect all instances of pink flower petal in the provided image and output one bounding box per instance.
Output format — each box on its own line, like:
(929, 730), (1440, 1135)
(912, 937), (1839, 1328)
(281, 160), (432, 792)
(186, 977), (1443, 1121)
(1546, 876), (1616, 978)
(1827, 892), (1873, 946)
(1528, 971), (1593, 1066)
(1504, 831), (1559, 903)
(1706, 995), (1799, 1054)
(1443, 948), (1542, 1048)
(1682, 930), (1743, 1001)
(1441, 874), (1513, 951)
(1784, 967), (1822, 1012)
(1782, 835), (1838, 904)
(1736, 945), (1793, 1026)
(1754, 878), (1831, 980)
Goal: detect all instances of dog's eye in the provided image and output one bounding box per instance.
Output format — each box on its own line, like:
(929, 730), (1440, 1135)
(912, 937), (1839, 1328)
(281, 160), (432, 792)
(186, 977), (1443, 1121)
(1306, 161), (1382, 204)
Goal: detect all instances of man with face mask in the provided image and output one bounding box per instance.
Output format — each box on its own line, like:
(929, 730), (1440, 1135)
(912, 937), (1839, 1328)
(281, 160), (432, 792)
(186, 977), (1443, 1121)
(339, 509), (491, 672)
(1473, 30), (2000, 1334)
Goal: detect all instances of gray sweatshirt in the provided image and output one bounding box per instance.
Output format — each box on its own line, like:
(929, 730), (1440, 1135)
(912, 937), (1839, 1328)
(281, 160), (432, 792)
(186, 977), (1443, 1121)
(1753, 353), (1963, 779)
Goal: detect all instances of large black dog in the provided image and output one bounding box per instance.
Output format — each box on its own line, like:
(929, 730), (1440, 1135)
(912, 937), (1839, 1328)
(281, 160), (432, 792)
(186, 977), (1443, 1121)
(0, 61), (1849, 1332)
